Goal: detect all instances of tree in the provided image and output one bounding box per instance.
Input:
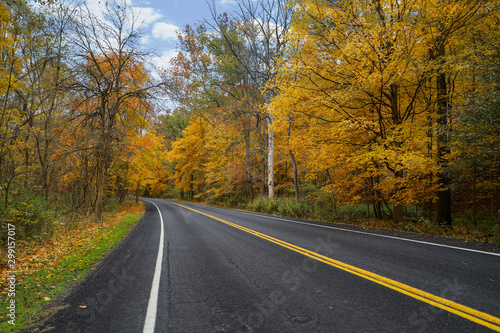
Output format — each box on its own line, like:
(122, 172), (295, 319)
(68, 0), (159, 219)
(269, 0), (499, 224)
(449, 11), (500, 223)
(208, 0), (292, 198)
(167, 116), (208, 200)
(126, 131), (166, 202)
(271, 0), (442, 224)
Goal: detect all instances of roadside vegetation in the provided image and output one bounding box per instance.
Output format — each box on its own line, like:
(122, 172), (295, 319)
(243, 197), (500, 244)
(167, 194), (498, 245)
(0, 199), (144, 333)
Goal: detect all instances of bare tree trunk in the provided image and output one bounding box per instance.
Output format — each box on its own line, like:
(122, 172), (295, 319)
(267, 113), (274, 199)
(372, 175), (382, 219)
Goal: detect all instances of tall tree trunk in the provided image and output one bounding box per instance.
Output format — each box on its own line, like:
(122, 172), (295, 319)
(96, 147), (106, 221)
(287, 119), (299, 199)
(260, 119), (267, 198)
(372, 175), (382, 219)
(244, 127), (253, 201)
(267, 113), (274, 199)
(96, 122), (111, 220)
(290, 150), (299, 200)
(472, 158), (477, 226)
(135, 181), (140, 203)
(434, 41), (452, 226)
(393, 170), (404, 225)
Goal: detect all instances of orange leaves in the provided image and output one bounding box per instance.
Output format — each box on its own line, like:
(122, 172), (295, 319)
(126, 130), (168, 195)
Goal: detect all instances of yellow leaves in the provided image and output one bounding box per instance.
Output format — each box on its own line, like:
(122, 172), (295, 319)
(167, 115), (208, 193)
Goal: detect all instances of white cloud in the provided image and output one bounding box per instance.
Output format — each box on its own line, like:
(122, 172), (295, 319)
(152, 22), (179, 41)
(147, 49), (179, 81)
(152, 49), (179, 69)
(131, 6), (162, 26)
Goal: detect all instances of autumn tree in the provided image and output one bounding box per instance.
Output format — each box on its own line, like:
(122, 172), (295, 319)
(208, 0), (292, 198)
(449, 8), (500, 223)
(163, 22), (260, 201)
(269, 0), (500, 224)
(67, 0), (159, 219)
(420, 0), (496, 225)
(0, 0), (78, 238)
(167, 116), (208, 200)
(126, 131), (167, 202)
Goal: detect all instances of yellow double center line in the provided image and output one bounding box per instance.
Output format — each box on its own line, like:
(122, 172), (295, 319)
(170, 202), (500, 331)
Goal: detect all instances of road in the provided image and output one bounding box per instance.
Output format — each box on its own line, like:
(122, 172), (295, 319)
(34, 198), (500, 332)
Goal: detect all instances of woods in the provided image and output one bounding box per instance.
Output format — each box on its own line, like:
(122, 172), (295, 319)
(1, 0), (499, 244)
(0, 0), (161, 239)
(163, 0), (499, 228)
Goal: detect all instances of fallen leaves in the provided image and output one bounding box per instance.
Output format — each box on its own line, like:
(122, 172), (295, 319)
(0, 203), (144, 306)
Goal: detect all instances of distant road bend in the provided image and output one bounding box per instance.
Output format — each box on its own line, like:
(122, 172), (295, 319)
(37, 198), (500, 332)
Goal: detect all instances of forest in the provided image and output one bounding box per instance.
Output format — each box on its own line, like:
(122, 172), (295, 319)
(1, 0), (499, 243)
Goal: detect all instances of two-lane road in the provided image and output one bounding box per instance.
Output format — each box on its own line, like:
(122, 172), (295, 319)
(35, 199), (500, 332)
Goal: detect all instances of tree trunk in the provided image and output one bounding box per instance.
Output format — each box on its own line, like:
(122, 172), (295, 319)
(472, 159), (477, 225)
(260, 120), (267, 198)
(290, 149), (299, 200)
(267, 113), (274, 199)
(434, 41), (452, 226)
(96, 148), (106, 221)
(244, 128), (253, 201)
(393, 170), (404, 225)
(135, 181), (140, 203)
(393, 204), (404, 225)
(287, 118), (299, 200)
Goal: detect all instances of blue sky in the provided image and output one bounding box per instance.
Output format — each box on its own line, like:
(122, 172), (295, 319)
(79, 0), (236, 71)
(123, 0), (236, 69)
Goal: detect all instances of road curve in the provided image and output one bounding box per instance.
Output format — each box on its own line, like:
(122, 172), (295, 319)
(34, 198), (500, 332)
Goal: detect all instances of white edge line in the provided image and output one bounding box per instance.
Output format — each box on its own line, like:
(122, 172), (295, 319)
(240, 211), (500, 257)
(143, 200), (165, 333)
(179, 202), (500, 258)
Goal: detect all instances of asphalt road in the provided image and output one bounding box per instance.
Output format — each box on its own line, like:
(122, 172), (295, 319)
(34, 198), (500, 332)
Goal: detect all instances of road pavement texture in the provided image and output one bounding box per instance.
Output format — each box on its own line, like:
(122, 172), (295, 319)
(32, 198), (500, 332)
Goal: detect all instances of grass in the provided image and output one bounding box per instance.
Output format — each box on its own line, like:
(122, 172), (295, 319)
(0, 200), (144, 333)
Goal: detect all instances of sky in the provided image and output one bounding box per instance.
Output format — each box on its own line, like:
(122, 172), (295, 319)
(104, 0), (237, 71)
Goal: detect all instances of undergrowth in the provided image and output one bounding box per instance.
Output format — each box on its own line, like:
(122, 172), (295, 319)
(243, 197), (500, 244)
(0, 200), (144, 333)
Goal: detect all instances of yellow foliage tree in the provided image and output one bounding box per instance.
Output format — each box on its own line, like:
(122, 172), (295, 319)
(126, 131), (167, 201)
(270, 0), (491, 223)
(167, 116), (208, 199)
